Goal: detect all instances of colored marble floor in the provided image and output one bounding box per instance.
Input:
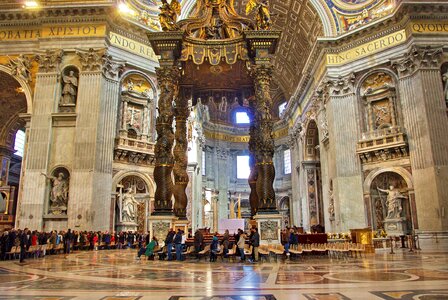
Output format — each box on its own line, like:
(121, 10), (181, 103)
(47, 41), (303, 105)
(0, 247), (448, 300)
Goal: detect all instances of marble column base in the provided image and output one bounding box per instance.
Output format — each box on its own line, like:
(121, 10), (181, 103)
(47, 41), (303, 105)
(149, 215), (176, 241)
(384, 218), (407, 236)
(173, 219), (189, 235)
(116, 221), (138, 232)
(253, 213), (282, 245)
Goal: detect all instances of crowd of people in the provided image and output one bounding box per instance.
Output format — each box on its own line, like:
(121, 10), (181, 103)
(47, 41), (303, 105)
(0, 228), (160, 262)
(0, 227), (265, 263)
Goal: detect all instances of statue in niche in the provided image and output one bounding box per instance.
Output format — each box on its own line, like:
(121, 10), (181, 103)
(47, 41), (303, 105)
(328, 188), (335, 221)
(442, 69), (448, 105)
(377, 185), (407, 219)
(61, 70), (78, 105)
(159, 0), (181, 31)
(41, 172), (69, 213)
(121, 188), (139, 222)
(0, 192), (6, 214)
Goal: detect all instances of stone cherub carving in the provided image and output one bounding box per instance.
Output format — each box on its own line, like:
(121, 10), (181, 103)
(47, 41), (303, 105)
(377, 185), (407, 219)
(159, 0), (181, 31)
(8, 54), (32, 82)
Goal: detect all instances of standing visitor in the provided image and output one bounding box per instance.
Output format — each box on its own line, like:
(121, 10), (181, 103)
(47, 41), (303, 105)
(165, 228), (175, 261)
(174, 229), (183, 261)
(250, 227), (260, 262)
(237, 231), (246, 262)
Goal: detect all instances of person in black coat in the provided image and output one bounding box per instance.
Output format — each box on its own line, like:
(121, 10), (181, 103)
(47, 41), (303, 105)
(194, 229), (203, 259)
(250, 227), (260, 262)
(0, 231), (9, 260)
(19, 229), (28, 263)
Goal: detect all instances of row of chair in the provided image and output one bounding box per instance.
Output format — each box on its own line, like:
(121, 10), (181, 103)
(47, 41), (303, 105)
(4, 243), (66, 260)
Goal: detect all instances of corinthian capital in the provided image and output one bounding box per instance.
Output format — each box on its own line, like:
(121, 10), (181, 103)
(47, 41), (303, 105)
(392, 45), (443, 77)
(103, 55), (125, 80)
(34, 49), (64, 73)
(323, 72), (356, 96)
(76, 48), (105, 72)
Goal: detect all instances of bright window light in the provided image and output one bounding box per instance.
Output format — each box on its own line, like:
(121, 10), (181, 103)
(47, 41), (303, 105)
(284, 149), (291, 175)
(24, 1), (39, 8)
(14, 130), (25, 157)
(202, 150), (206, 176)
(237, 155), (250, 179)
(235, 111), (250, 124)
(118, 3), (136, 15)
(279, 102), (287, 116)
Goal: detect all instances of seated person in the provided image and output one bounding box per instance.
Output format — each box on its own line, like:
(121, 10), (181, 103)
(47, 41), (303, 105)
(209, 234), (219, 262)
(145, 236), (158, 260)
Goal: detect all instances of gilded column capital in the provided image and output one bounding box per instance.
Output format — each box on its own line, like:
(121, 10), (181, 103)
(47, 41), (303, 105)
(392, 45), (443, 78)
(323, 72), (356, 96)
(34, 49), (64, 73)
(102, 55), (125, 81)
(76, 48), (105, 72)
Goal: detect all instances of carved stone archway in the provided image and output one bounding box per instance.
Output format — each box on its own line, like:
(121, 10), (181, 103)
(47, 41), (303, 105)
(363, 167), (416, 233)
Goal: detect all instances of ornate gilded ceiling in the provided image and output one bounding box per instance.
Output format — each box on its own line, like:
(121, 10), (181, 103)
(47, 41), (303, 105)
(122, 0), (397, 100)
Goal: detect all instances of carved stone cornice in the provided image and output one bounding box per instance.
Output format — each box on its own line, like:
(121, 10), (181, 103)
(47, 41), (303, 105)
(34, 49), (63, 73)
(76, 48), (105, 72)
(392, 45), (443, 78)
(103, 55), (125, 81)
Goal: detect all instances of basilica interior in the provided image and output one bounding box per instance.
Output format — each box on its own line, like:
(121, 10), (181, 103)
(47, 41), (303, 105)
(0, 0), (448, 299)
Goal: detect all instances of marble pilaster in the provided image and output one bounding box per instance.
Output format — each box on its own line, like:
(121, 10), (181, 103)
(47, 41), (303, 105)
(18, 50), (63, 230)
(325, 74), (365, 231)
(393, 46), (448, 231)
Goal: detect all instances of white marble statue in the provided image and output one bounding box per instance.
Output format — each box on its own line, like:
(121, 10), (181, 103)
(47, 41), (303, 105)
(61, 70), (78, 105)
(442, 70), (448, 103)
(41, 172), (69, 210)
(121, 188), (139, 222)
(377, 185), (407, 219)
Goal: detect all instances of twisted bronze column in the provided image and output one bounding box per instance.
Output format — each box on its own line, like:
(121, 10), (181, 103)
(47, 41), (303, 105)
(248, 104), (259, 217)
(153, 66), (180, 215)
(250, 65), (276, 212)
(173, 88), (189, 219)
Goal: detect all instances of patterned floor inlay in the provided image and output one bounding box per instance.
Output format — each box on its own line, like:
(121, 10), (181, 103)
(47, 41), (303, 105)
(303, 293), (350, 300)
(0, 248), (447, 299)
(370, 290), (448, 299)
(0, 297), (75, 300)
(168, 296), (276, 300)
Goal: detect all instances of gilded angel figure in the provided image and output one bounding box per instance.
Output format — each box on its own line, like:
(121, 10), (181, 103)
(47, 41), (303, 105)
(246, 0), (271, 30)
(159, 0), (181, 31)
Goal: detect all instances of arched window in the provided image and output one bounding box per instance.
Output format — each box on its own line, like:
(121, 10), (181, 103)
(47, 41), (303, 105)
(235, 111), (250, 124)
(14, 130), (25, 157)
(237, 155), (250, 179)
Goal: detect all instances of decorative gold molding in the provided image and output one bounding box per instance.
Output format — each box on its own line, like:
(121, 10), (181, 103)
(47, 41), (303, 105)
(109, 31), (158, 62)
(326, 29), (407, 66)
(0, 24), (106, 42)
(411, 20), (448, 34)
